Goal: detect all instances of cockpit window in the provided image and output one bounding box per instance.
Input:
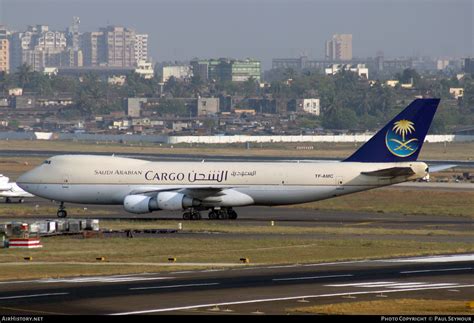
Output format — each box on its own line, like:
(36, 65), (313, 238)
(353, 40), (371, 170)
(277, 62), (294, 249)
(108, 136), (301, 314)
(43, 160), (52, 165)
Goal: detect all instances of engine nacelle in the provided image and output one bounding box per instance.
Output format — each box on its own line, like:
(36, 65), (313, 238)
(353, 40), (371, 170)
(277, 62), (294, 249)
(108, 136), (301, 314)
(124, 192), (200, 214)
(154, 191), (199, 210)
(123, 195), (153, 214)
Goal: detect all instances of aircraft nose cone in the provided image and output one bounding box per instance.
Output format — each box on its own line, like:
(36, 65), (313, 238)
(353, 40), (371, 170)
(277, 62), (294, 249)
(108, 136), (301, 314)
(17, 169), (37, 190)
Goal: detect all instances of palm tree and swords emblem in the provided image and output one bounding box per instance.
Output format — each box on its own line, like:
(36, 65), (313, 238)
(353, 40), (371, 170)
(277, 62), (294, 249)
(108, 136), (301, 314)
(385, 119), (420, 157)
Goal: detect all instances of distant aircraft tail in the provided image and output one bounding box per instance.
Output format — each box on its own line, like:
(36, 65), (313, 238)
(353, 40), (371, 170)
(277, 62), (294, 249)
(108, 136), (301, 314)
(343, 98), (440, 163)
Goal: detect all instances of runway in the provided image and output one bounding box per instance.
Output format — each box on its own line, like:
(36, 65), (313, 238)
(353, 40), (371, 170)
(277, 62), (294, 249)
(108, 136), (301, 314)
(0, 254), (472, 315)
(0, 151), (472, 315)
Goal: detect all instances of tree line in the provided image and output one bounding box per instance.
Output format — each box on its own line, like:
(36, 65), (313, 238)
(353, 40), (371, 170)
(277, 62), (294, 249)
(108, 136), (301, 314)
(0, 64), (473, 133)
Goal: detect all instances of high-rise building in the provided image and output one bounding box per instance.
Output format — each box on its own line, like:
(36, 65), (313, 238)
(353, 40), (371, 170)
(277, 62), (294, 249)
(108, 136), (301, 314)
(9, 25), (67, 71)
(0, 26), (9, 73)
(191, 58), (261, 82)
(465, 58), (474, 75)
(81, 31), (106, 66)
(325, 34), (352, 61)
(134, 34), (148, 64)
(100, 26), (136, 67)
(67, 17), (81, 51)
(221, 59), (261, 82)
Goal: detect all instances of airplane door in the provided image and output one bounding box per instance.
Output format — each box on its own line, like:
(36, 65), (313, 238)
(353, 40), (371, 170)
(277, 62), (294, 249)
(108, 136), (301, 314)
(62, 174), (70, 189)
(336, 176), (344, 191)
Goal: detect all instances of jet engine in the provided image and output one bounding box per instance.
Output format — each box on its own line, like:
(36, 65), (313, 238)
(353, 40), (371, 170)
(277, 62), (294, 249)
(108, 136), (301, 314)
(123, 192), (200, 214)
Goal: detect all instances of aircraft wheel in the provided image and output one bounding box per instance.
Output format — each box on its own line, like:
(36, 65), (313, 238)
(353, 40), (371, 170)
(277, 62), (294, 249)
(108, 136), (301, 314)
(183, 212), (191, 220)
(190, 211), (201, 220)
(57, 210), (67, 218)
(228, 209), (238, 220)
(208, 210), (218, 220)
(218, 210), (229, 220)
(5, 198), (11, 204)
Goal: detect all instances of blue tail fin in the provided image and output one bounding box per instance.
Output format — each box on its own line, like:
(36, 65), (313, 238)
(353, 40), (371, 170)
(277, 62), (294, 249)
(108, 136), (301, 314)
(343, 98), (440, 163)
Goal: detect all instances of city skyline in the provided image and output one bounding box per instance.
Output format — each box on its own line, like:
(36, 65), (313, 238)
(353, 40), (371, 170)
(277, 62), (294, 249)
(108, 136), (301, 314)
(0, 0), (472, 69)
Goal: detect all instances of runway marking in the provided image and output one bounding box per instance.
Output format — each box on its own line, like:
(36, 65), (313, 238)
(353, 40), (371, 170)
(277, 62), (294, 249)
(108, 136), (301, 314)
(129, 283), (220, 290)
(326, 281), (419, 287)
(39, 276), (175, 284)
(109, 284), (474, 315)
(0, 274), (175, 285)
(300, 260), (366, 267)
(272, 274), (353, 282)
(201, 269), (225, 273)
(326, 281), (459, 289)
(400, 267), (473, 274)
(384, 254), (474, 263)
(266, 265), (301, 269)
(0, 292), (69, 300)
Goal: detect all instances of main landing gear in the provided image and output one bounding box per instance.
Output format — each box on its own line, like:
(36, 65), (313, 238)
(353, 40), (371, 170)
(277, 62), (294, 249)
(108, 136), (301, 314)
(5, 198), (24, 203)
(181, 208), (238, 221)
(57, 202), (67, 218)
(182, 209), (202, 220)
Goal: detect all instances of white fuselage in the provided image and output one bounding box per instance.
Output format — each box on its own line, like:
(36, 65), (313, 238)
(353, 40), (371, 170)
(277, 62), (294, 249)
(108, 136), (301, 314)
(17, 155), (428, 208)
(0, 181), (34, 199)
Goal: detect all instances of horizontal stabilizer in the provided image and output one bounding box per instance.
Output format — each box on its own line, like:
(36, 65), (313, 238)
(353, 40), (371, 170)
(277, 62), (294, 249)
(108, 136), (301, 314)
(361, 167), (415, 177)
(428, 164), (457, 173)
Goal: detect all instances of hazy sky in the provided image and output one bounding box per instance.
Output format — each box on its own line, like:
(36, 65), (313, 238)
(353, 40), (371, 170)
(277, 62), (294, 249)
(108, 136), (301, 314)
(0, 0), (472, 69)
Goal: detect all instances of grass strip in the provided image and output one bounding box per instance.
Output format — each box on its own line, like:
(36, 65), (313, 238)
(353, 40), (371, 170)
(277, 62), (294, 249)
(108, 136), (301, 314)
(289, 299), (474, 315)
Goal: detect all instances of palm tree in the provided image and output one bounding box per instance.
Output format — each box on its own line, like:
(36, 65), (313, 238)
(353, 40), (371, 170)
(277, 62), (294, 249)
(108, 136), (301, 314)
(393, 119), (415, 141)
(17, 63), (33, 87)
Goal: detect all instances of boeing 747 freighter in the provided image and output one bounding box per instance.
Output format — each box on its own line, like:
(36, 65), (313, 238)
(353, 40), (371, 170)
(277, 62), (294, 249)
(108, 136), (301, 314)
(17, 99), (449, 219)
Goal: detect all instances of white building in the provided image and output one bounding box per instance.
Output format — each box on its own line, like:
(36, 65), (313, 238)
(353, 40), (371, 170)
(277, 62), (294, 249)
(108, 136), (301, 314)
(325, 64), (369, 79)
(197, 97), (219, 116)
(135, 60), (154, 79)
(449, 88), (464, 99)
(300, 99), (320, 116)
(437, 59), (450, 70)
(162, 65), (192, 82)
(134, 34), (148, 63)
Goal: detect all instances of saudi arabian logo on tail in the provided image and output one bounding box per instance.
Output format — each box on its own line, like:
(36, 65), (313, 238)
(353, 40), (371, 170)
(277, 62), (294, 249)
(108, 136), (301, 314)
(385, 119), (419, 157)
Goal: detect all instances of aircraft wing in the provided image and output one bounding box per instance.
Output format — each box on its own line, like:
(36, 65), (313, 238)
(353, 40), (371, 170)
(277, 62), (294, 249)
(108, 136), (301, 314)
(361, 167), (415, 177)
(129, 186), (230, 199)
